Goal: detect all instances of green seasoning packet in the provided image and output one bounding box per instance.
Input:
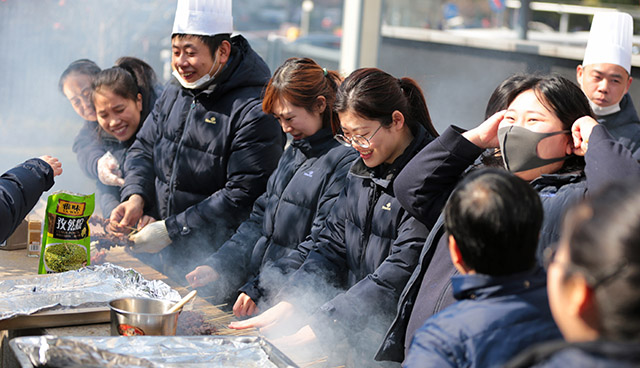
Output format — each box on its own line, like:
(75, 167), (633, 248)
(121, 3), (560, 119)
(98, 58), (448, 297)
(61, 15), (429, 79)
(38, 191), (95, 274)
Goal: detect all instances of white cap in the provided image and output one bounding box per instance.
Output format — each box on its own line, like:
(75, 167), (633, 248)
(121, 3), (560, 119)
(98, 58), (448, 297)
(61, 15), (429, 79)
(172, 0), (233, 36)
(583, 12), (633, 74)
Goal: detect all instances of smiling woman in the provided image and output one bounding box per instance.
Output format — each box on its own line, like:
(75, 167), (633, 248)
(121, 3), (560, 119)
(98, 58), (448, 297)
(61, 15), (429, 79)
(89, 56), (160, 218)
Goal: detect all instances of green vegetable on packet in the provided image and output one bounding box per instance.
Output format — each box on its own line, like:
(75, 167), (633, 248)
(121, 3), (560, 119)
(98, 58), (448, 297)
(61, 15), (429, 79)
(38, 191), (95, 274)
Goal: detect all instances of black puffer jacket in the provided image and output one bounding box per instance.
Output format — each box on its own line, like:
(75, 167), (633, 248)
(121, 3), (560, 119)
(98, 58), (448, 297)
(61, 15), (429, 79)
(0, 158), (54, 242)
(202, 129), (357, 301)
(596, 93), (640, 160)
(277, 127), (433, 355)
(121, 35), (284, 269)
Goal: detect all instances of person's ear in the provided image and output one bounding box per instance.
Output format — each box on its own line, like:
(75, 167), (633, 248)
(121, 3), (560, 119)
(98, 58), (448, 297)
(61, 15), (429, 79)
(448, 235), (471, 274)
(314, 96), (327, 115)
(217, 40), (232, 64)
(391, 110), (405, 131)
(576, 65), (584, 88)
(136, 93), (143, 112)
(625, 75), (633, 94)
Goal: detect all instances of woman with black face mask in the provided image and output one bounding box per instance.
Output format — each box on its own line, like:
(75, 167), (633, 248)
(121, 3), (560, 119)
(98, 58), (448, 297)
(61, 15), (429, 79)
(377, 74), (640, 364)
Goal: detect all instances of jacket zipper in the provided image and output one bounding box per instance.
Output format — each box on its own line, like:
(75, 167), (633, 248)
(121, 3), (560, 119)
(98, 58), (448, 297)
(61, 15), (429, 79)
(167, 97), (197, 215)
(359, 182), (381, 280)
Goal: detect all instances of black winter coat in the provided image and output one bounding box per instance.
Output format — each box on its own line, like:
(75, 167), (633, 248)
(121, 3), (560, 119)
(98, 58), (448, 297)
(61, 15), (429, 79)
(596, 93), (640, 160)
(278, 128), (433, 361)
(0, 158), (54, 242)
(201, 128), (357, 301)
(121, 35), (283, 272)
(377, 124), (640, 362)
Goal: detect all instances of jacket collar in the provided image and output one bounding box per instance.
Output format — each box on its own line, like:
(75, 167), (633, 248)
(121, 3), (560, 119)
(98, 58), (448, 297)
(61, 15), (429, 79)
(290, 128), (335, 156)
(349, 125), (432, 190)
(529, 170), (584, 191)
(452, 267), (546, 301)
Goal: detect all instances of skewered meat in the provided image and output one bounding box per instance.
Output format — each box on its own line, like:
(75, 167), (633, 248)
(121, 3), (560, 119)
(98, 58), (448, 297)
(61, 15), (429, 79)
(91, 232), (134, 250)
(176, 311), (218, 335)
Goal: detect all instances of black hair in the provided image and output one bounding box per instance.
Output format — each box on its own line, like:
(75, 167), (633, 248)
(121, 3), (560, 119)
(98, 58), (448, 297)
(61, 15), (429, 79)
(171, 33), (231, 59)
(560, 179), (640, 341)
(58, 59), (101, 93)
(91, 57), (159, 124)
(444, 168), (542, 275)
(334, 68), (438, 138)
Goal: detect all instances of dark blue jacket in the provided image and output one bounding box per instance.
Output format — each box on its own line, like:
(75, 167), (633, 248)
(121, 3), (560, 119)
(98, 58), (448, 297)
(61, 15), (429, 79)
(505, 340), (640, 368)
(276, 128), (433, 356)
(404, 268), (561, 368)
(0, 158), (54, 242)
(378, 124), (640, 362)
(201, 128), (357, 301)
(121, 35), (283, 271)
(597, 93), (640, 160)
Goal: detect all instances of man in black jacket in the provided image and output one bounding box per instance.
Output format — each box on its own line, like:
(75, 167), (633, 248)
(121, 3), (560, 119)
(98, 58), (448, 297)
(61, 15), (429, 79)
(110, 0), (283, 279)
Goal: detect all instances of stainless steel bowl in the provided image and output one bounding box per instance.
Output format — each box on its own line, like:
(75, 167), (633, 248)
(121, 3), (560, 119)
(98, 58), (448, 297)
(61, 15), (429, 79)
(109, 297), (179, 336)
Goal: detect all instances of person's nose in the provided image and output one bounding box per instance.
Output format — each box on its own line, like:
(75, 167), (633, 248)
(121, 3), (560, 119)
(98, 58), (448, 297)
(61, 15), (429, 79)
(174, 53), (189, 68)
(597, 79), (609, 94)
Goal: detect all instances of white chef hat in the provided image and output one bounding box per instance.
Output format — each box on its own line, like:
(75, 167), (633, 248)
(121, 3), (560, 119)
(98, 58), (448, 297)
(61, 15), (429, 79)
(172, 0), (233, 36)
(583, 12), (633, 74)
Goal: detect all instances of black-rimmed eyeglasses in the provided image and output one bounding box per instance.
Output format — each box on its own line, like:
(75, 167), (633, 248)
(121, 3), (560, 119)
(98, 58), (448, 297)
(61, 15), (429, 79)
(334, 124), (383, 149)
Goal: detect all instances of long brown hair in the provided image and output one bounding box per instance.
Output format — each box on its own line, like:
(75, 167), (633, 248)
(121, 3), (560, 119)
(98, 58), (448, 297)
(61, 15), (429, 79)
(262, 57), (342, 132)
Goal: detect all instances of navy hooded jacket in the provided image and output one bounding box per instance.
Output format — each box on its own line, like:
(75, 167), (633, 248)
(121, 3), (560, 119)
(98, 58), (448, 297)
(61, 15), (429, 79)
(0, 158), (54, 242)
(404, 268), (561, 368)
(596, 93), (640, 160)
(121, 35), (283, 270)
(201, 128), (357, 301)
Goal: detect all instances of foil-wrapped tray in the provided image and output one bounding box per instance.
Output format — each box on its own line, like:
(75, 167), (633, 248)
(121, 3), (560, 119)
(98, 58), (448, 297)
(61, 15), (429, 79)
(10, 335), (299, 368)
(0, 263), (180, 330)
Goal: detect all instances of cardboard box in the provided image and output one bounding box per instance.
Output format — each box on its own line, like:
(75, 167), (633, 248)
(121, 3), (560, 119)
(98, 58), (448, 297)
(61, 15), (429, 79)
(0, 219), (28, 250)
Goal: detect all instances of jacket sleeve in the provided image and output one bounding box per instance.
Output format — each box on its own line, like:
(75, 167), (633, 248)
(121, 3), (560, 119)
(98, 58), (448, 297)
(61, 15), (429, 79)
(72, 121), (106, 180)
(584, 124), (640, 192)
(394, 126), (482, 229)
(164, 100), (283, 241)
(307, 212), (429, 340)
(120, 94), (165, 207)
(403, 322), (459, 368)
(203, 189), (268, 285)
(0, 158), (54, 242)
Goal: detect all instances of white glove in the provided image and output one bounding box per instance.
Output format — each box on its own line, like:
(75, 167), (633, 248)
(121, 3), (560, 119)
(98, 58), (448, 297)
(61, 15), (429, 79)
(97, 151), (124, 187)
(129, 220), (171, 254)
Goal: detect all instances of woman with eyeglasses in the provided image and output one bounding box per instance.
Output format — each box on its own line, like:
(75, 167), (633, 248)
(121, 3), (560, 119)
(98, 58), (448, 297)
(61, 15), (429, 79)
(379, 75), (640, 363)
(184, 57), (357, 308)
(506, 179), (640, 367)
(229, 68), (438, 367)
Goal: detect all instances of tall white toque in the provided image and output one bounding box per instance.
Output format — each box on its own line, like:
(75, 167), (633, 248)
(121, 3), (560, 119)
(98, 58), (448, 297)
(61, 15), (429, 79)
(583, 11), (633, 74)
(172, 0), (233, 36)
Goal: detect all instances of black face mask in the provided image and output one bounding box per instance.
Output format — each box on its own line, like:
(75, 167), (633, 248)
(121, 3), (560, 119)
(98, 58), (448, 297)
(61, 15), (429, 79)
(498, 125), (570, 173)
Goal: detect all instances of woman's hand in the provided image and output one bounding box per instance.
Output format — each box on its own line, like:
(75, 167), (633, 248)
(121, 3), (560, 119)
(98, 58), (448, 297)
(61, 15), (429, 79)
(571, 116), (599, 156)
(108, 194), (144, 234)
(185, 265), (220, 288)
(462, 110), (506, 149)
(228, 301), (294, 333)
(233, 292), (259, 317)
(39, 155), (63, 177)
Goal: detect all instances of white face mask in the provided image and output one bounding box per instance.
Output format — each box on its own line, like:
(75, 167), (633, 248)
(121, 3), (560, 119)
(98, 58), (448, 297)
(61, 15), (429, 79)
(172, 53), (222, 90)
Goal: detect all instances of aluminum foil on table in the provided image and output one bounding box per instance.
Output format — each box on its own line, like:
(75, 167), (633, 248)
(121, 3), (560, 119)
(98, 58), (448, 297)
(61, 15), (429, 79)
(0, 263), (181, 320)
(10, 335), (299, 368)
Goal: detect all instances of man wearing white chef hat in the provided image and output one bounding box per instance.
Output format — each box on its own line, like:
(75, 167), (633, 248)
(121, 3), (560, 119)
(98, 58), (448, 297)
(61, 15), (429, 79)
(577, 11), (640, 158)
(110, 0), (283, 280)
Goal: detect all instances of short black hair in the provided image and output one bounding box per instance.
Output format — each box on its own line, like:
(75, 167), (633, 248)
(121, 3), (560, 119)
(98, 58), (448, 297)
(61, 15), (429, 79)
(171, 33), (231, 59)
(444, 168), (542, 275)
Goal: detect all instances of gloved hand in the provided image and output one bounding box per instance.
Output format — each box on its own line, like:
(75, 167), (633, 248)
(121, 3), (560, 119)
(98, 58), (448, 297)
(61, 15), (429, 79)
(97, 151), (124, 187)
(129, 220), (171, 254)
